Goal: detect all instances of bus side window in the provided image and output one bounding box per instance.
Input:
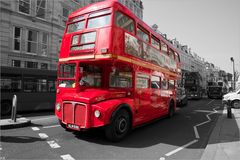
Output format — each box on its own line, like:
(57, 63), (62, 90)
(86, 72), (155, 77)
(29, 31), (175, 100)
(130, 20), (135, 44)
(136, 73), (149, 89)
(48, 80), (56, 92)
(137, 26), (149, 43)
(175, 52), (180, 62)
(0, 77), (21, 92)
(169, 80), (175, 90)
(115, 11), (135, 34)
(169, 49), (174, 60)
(24, 78), (37, 92)
(162, 78), (168, 90)
(151, 35), (160, 50)
(160, 41), (168, 54)
(151, 76), (160, 89)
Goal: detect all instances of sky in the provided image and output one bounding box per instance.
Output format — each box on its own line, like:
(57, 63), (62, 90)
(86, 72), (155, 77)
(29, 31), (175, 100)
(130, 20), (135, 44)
(142, 0), (240, 74)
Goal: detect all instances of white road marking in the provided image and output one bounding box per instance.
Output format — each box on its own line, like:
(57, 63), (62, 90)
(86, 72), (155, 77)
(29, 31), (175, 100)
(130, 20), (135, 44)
(43, 125), (60, 129)
(159, 157), (165, 160)
(31, 116), (56, 122)
(165, 139), (198, 157)
(0, 147), (2, 151)
(207, 99), (215, 105)
(47, 141), (61, 148)
(60, 154), (75, 160)
(38, 133), (49, 139)
(193, 126), (200, 139)
(193, 107), (219, 139)
(31, 127), (40, 131)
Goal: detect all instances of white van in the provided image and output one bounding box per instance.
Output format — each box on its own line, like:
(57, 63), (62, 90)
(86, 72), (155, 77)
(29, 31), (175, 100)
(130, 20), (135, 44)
(222, 88), (240, 108)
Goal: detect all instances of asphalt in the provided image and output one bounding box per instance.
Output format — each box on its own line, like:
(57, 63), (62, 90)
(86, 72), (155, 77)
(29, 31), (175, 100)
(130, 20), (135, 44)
(201, 106), (240, 160)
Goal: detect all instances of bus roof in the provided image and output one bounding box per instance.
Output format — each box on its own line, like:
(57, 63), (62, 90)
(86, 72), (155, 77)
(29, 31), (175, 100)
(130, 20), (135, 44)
(68, 0), (178, 55)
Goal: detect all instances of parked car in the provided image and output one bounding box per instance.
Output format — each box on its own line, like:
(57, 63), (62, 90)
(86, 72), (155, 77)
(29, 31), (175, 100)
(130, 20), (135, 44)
(222, 88), (240, 108)
(177, 87), (188, 107)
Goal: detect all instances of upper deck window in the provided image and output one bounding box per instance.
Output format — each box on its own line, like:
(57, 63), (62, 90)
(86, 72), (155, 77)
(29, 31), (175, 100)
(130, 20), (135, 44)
(151, 35), (160, 50)
(89, 9), (111, 18)
(169, 49), (175, 59)
(115, 11), (135, 34)
(71, 31), (96, 51)
(175, 52), (180, 62)
(161, 41), (168, 54)
(137, 26), (149, 42)
(67, 20), (85, 33)
(87, 14), (111, 29)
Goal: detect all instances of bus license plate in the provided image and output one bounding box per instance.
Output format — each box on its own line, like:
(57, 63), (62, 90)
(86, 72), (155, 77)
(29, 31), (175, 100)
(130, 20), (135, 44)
(67, 124), (80, 131)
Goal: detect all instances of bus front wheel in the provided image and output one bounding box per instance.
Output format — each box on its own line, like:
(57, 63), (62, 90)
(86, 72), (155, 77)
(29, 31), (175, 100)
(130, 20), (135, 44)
(105, 109), (130, 142)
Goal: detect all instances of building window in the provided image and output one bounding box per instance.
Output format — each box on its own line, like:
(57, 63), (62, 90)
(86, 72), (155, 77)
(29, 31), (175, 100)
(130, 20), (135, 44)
(12, 60), (21, 67)
(19, 0), (30, 14)
(41, 32), (48, 56)
(36, 0), (46, 19)
(13, 27), (21, 51)
(62, 7), (69, 25)
(27, 30), (38, 53)
(41, 63), (48, 69)
(24, 61), (38, 69)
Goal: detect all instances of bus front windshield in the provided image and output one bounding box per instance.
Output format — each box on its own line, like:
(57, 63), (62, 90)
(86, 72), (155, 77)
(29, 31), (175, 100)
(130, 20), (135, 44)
(58, 63), (76, 88)
(79, 64), (102, 87)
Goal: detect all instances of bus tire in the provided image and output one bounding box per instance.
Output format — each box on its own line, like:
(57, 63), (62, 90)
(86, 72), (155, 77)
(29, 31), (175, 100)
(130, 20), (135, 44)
(1, 100), (12, 115)
(168, 101), (175, 118)
(105, 109), (130, 142)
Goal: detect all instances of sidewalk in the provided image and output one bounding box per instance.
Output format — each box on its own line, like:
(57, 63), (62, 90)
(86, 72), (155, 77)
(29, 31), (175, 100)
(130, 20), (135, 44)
(0, 117), (31, 129)
(201, 107), (240, 160)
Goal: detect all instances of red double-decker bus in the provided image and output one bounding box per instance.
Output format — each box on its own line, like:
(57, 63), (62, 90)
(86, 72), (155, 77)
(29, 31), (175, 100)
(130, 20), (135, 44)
(55, 0), (181, 141)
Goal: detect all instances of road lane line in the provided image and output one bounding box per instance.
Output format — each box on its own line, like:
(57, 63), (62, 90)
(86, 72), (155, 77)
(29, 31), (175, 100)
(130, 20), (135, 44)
(47, 140), (61, 148)
(165, 139), (198, 157)
(38, 133), (49, 139)
(207, 99), (215, 105)
(31, 116), (56, 122)
(193, 126), (200, 139)
(61, 154), (75, 160)
(43, 125), (60, 129)
(193, 106), (220, 139)
(31, 127), (40, 131)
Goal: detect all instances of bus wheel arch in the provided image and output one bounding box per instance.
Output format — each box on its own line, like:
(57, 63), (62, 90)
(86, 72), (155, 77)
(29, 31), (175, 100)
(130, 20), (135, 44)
(1, 100), (12, 115)
(105, 104), (132, 142)
(168, 99), (175, 118)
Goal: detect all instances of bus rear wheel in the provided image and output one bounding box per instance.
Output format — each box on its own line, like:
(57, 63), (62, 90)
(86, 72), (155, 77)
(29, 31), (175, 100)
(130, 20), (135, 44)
(105, 109), (130, 142)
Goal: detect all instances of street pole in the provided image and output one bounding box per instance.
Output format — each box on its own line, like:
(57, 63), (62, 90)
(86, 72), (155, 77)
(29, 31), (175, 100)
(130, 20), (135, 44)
(230, 57), (235, 90)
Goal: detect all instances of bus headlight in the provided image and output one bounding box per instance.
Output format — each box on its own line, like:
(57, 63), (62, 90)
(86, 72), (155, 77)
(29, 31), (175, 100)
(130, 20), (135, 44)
(94, 110), (101, 118)
(56, 103), (61, 111)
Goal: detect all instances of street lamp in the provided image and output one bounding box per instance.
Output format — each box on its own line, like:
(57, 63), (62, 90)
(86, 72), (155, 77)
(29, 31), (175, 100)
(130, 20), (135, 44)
(230, 57), (235, 90)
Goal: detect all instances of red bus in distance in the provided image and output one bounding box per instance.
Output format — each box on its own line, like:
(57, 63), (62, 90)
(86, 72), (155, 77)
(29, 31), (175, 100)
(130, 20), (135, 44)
(55, 0), (181, 141)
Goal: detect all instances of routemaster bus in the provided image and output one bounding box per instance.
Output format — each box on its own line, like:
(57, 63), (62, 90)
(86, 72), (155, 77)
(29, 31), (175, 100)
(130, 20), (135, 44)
(55, 0), (181, 141)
